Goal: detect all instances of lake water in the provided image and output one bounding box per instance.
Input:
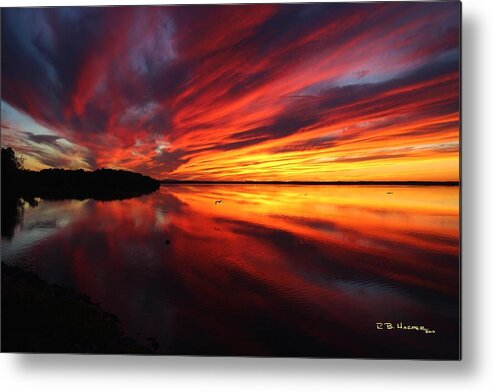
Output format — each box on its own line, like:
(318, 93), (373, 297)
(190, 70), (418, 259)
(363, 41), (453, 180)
(1, 185), (460, 358)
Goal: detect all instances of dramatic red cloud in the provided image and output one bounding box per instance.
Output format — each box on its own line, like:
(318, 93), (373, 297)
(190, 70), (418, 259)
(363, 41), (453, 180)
(1, 3), (460, 181)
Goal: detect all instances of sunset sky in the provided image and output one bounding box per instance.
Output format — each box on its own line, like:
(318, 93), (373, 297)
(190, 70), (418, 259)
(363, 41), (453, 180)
(1, 3), (460, 181)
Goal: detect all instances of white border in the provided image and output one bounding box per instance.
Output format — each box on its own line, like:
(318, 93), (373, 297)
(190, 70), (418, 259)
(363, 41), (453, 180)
(1, 0), (492, 391)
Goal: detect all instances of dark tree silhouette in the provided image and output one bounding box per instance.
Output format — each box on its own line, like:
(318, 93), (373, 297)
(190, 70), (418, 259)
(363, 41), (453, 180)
(1, 148), (25, 238)
(1, 147), (25, 174)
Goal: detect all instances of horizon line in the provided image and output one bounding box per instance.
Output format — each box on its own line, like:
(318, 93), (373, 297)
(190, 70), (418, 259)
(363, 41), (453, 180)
(160, 180), (460, 186)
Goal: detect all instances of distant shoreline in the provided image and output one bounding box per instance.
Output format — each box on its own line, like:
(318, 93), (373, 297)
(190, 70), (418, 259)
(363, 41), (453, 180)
(160, 180), (459, 186)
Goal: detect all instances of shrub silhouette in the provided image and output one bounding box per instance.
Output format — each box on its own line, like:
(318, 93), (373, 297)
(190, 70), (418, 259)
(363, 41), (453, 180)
(2, 146), (25, 173)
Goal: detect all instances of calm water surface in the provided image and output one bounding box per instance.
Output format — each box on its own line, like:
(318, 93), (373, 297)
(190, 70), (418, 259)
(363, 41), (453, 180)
(1, 185), (460, 358)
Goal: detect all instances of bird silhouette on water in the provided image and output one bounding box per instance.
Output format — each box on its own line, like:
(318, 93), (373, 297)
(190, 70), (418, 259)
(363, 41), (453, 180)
(214, 200), (222, 205)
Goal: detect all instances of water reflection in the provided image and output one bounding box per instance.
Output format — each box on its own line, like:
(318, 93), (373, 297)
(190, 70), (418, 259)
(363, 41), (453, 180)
(1, 185), (459, 358)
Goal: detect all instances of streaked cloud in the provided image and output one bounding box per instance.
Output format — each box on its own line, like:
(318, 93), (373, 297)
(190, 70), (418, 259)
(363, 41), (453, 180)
(1, 3), (460, 180)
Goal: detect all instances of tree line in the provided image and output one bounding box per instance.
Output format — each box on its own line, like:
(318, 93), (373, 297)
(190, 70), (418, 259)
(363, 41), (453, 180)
(1, 147), (161, 200)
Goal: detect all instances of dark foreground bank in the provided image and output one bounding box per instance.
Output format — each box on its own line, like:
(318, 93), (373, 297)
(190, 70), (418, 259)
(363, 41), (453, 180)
(1, 262), (153, 354)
